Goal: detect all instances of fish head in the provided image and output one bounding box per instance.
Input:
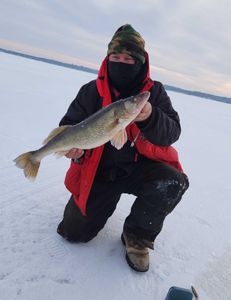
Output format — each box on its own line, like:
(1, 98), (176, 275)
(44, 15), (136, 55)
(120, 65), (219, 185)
(116, 91), (150, 121)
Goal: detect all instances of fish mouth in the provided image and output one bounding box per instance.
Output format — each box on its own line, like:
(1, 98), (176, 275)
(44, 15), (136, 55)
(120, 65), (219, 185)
(125, 91), (150, 114)
(134, 91), (150, 108)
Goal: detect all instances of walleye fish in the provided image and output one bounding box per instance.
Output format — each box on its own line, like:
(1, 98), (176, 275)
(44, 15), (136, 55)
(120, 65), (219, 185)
(14, 91), (150, 180)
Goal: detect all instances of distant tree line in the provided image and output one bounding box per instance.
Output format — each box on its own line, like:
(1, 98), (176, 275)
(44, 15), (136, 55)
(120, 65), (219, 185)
(164, 85), (231, 104)
(1, 48), (230, 104)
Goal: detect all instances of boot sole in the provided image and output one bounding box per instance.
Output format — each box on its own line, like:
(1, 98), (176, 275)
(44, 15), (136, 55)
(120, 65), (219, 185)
(121, 234), (149, 272)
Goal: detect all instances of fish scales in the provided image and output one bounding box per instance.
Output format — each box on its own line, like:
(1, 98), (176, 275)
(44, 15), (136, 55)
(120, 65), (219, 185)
(14, 91), (150, 180)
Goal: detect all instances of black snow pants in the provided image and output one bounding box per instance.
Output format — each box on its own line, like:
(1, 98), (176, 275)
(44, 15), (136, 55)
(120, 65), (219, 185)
(57, 158), (189, 243)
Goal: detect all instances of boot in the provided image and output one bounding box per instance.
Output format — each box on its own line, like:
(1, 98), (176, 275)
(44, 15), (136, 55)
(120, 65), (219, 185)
(121, 232), (153, 272)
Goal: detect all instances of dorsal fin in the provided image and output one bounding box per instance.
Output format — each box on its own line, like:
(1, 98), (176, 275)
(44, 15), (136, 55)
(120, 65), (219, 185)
(42, 125), (71, 145)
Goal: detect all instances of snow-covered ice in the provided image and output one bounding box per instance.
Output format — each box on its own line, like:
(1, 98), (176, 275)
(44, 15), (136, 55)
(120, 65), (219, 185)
(0, 52), (231, 300)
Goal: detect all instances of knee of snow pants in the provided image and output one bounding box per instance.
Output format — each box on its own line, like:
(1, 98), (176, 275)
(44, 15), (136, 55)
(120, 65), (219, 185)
(124, 173), (189, 241)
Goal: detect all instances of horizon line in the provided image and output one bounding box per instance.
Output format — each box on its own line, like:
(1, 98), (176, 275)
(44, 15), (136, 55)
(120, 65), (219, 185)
(0, 47), (230, 104)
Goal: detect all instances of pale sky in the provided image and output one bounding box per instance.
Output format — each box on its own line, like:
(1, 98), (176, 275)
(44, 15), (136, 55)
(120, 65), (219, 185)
(0, 0), (230, 96)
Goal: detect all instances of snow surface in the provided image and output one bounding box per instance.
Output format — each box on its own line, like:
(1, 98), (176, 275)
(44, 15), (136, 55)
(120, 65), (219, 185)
(1, 52), (231, 300)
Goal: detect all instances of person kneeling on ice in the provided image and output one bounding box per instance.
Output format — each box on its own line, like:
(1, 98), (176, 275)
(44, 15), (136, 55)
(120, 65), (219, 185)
(57, 24), (189, 272)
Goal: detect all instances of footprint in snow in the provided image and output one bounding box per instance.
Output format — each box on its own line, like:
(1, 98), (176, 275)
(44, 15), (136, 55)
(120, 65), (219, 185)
(44, 237), (69, 259)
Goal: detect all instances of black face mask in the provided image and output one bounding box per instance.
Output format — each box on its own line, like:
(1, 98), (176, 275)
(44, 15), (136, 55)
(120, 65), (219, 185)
(108, 61), (142, 92)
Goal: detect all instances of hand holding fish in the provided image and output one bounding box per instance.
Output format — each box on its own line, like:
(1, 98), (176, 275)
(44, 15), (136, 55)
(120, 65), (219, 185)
(65, 148), (84, 159)
(134, 102), (152, 122)
(14, 91), (150, 180)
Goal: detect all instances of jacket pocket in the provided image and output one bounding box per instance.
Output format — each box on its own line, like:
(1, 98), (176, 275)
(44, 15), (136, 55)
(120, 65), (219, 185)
(64, 160), (81, 196)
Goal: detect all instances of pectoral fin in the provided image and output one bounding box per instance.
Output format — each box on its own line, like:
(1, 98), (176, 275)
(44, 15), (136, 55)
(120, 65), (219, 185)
(110, 129), (127, 150)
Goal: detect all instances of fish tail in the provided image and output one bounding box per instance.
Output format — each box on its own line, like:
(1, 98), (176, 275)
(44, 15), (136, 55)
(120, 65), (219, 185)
(14, 151), (40, 180)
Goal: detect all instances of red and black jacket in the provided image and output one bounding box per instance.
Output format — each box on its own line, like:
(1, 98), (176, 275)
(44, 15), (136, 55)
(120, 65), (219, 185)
(60, 54), (183, 216)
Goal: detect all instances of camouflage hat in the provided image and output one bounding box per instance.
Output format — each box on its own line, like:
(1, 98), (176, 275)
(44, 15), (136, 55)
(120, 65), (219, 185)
(107, 24), (146, 64)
